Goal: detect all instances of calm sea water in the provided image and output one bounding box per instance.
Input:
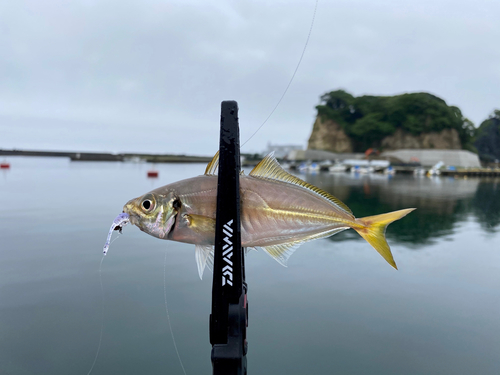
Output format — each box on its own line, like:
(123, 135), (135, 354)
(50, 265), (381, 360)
(0, 157), (499, 375)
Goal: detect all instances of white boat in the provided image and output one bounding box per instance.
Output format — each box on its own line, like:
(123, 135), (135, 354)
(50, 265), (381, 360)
(309, 162), (320, 172)
(359, 166), (375, 174)
(384, 166), (395, 175)
(351, 165), (374, 174)
(319, 160), (333, 169)
(427, 161), (444, 176)
(298, 161), (321, 172)
(329, 164), (347, 173)
(298, 162), (308, 172)
(345, 159), (389, 174)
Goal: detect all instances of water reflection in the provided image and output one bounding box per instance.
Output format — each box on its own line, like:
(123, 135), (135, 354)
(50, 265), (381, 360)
(300, 172), (500, 245)
(2, 160), (499, 375)
(472, 178), (500, 232)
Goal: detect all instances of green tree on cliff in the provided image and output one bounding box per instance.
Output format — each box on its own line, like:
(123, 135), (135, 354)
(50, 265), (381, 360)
(474, 110), (500, 162)
(316, 90), (475, 152)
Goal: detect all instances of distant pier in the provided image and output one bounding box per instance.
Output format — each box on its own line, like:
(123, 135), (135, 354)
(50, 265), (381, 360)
(0, 149), (213, 163)
(394, 166), (500, 177)
(287, 163), (500, 177)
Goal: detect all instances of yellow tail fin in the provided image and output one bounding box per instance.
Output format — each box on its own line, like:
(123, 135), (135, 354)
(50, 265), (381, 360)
(353, 208), (415, 270)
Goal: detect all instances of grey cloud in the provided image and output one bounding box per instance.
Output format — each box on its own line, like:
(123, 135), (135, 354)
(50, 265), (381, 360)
(1, 0), (499, 154)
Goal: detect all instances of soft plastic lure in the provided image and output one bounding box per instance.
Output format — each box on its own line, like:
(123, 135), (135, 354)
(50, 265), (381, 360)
(103, 212), (130, 255)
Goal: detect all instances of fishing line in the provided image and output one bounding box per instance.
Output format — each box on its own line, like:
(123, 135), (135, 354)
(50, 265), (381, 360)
(241, 0), (319, 148)
(87, 234), (122, 375)
(164, 249), (187, 375)
(87, 255), (105, 375)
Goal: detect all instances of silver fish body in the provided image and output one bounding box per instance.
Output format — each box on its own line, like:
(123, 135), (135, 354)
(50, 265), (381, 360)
(128, 174), (353, 247)
(122, 153), (414, 277)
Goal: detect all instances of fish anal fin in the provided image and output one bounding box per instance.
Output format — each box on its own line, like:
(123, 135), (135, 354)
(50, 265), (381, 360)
(245, 247), (258, 254)
(261, 242), (302, 267)
(250, 152), (353, 215)
(204, 151), (219, 176)
(260, 227), (350, 267)
(195, 245), (214, 279)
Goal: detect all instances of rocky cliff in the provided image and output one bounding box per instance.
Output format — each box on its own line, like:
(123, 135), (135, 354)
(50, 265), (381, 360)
(308, 116), (462, 152)
(307, 116), (353, 153)
(380, 128), (462, 150)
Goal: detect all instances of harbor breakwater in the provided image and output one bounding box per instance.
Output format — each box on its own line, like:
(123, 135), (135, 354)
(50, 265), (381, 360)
(0, 149), (213, 163)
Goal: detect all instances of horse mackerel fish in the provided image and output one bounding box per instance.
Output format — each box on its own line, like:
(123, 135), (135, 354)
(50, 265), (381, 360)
(119, 152), (415, 278)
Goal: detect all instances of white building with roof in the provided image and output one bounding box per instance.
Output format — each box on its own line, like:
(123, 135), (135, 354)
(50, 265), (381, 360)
(381, 149), (481, 168)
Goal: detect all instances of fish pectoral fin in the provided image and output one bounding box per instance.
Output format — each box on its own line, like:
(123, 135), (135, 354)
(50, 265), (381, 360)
(260, 242), (302, 267)
(204, 151), (219, 176)
(195, 245), (214, 279)
(184, 214), (216, 234)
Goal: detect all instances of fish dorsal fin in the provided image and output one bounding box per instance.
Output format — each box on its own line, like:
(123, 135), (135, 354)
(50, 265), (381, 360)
(250, 152), (353, 215)
(204, 151), (244, 176)
(195, 245), (214, 279)
(204, 151), (219, 176)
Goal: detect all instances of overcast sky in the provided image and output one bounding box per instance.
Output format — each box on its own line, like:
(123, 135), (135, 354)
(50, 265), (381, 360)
(1, 0), (499, 155)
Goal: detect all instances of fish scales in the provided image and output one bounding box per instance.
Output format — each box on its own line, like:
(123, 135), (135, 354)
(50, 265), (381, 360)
(240, 176), (353, 247)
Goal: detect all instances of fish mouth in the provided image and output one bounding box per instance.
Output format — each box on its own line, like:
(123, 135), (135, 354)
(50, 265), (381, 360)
(125, 211), (140, 226)
(123, 198), (140, 226)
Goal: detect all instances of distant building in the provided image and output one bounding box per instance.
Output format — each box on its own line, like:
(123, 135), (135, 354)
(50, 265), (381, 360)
(288, 149), (364, 161)
(266, 143), (303, 159)
(287, 148), (481, 168)
(381, 149), (481, 168)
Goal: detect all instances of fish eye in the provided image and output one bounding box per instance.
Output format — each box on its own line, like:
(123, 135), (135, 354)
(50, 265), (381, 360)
(141, 199), (153, 211)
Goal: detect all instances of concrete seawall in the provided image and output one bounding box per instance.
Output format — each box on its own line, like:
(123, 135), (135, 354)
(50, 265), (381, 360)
(0, 149), (213, 163)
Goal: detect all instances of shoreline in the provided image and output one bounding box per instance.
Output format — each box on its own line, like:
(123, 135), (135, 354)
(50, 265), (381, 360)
(0, 149), (213, 163)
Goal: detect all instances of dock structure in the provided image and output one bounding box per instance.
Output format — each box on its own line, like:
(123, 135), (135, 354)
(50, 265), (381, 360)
(285, 148), (500, 177)
(436, 168), (500, 177)
(393, 166), (500, 177)
(0, 149), (212, 163)
(290, 149), (481, 168)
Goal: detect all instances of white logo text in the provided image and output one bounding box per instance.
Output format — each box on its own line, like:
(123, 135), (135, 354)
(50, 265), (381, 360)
(222, 219), (233, 286)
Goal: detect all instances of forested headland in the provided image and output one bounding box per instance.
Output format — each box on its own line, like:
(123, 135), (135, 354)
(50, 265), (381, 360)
(310, 90), (477, 153)
(474, 110), (500, 162)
